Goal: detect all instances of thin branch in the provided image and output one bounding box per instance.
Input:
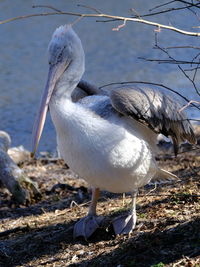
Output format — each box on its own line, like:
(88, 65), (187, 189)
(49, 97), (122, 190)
(93, 3), (200, 24)
(32, 5), (62, 13)
(179, 100), (200, 112)
(130, 8), (142, 19)
(112, 19), (127, 31)
(0, 12), (60, 24)
(77, 4), (102, 14)
(1, 10), (200, 36)
(139, 57), (200, 64)
(140, 2), (200, 17)
(184, 66), (200, 71)
(178, 64), (200, 95)
(191, 51), (200, 63)
(165, 45), (200, 49)
(153, 39), (200, 96)
(149, 0), (177, 11)
(177, 0), (200, 8)
(190, 118), (200, 121)
(192, 59), (200, 80)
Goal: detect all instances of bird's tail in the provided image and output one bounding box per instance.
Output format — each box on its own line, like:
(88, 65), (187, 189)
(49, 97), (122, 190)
(151, 168), (179, 183)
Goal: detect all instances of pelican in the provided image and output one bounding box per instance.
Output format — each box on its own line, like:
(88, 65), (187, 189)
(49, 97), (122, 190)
(32, 25), (196, 239)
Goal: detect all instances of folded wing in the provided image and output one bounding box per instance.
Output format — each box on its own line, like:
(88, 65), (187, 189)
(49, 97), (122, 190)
(110, 86), (196, 155)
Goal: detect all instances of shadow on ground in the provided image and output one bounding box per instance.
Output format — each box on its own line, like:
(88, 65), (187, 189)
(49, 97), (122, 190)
(75, 217), (200, 267)
(0, 214), (199, 266)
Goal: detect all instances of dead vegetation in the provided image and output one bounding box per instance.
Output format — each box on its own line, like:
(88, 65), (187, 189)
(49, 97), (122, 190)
(0, 151), (199, 267)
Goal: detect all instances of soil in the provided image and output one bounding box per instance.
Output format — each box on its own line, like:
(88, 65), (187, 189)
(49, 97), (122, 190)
(0, 150), (200, 267)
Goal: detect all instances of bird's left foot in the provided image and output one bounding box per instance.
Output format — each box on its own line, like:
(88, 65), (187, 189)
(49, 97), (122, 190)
(112, 213), (137, 235)
(73, 215), (104, 239)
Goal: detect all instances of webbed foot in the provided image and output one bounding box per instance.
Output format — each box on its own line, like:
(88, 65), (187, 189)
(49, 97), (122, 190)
(112, 212), (137, 235)
(73, 215), (104, 239)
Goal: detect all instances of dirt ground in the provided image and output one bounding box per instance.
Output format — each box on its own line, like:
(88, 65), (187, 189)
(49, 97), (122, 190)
(0, 149), (200, 267)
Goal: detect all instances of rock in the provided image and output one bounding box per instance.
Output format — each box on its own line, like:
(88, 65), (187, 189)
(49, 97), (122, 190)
(8, 145), (30, 164)
(0, 147), (27, 204)
(0, 131), (11, 152)
(0, 131), (40, 204)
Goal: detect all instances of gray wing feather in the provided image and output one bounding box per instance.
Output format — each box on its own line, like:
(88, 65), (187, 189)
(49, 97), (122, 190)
(110, 86), (196, 154)
(79, 95), (116, 120)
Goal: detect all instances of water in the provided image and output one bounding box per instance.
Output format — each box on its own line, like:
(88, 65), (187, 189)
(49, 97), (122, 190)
(0, 0), (200, 152)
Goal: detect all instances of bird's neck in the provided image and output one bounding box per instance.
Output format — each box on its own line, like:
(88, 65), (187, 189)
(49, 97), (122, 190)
(52, 75), (77, 101)
(51, 57), (85, 103)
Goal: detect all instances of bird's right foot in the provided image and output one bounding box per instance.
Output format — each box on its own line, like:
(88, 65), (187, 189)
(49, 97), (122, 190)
(73, 215), (103, 240)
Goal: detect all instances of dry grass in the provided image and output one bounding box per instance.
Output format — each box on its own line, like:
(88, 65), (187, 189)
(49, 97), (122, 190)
(0, 152), (200, 267)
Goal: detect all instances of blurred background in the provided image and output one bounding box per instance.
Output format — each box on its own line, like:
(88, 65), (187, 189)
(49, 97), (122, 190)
(0, 0), (200, 152)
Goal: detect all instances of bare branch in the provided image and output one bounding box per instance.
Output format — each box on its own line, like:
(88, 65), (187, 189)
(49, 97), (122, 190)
(32, 5), (62, 12)
(139, 57), (200, 64)
(79, 3), (200, 25)
(153, 38), (200, 96)
(112, 19), (127, 31)
(149, 0), (177, 11)
(184, 66), (200, 71)
(165, 46), (200, 49)
(179, 100), (200, 112)
(145, 2), (200, 17)
(1, 10), (200, 36)
(178, 64), (200, 95)
(192, 59), (200, 80)
(130, 8), (142, 18)
(77, 4), (102, 14)
(177, 0), (200, 8)
(0, 12), (60, 24)
(191, 51), (200, 63)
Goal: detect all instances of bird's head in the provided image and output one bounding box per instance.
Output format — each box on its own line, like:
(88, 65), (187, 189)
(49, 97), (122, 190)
(31, 24), (84, 156)
(48, 24), (83, 66)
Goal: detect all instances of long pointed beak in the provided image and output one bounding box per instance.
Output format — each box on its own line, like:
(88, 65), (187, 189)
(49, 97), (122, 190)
(32, 61), (68, 156)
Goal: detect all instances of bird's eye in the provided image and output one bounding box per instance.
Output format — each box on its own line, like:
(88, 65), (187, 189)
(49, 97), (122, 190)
(57, 53), (62, 62)
(57, 46), (66, 62)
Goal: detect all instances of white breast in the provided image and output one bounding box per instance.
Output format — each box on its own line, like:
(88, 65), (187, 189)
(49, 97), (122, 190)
(50, 98), (158, 193)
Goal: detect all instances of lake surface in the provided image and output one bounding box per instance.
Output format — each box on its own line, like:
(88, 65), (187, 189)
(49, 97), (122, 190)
(0, 0), (200, 152)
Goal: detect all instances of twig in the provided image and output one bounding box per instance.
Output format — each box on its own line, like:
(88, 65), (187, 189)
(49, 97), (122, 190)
(32, 5), (62, 13)
(130, 8), (142, 19)
(177, 0), (200, 8)
(179, 100), (200, 112)
(77, 4), (102, 14)
(112, 19), (127, 31)
(33, 2), (200, 25)
(96, 2), (200, 23)
(150, 35), (200, 96)
(139, 57), (200, 64)
(165, 45), (200, 49)
(139, 2), (200, 18)
(190, 118), (200, 122)
(178, 64), (200, 95)
(145, 183), (157, 195)
(184, 66), (200, 71)
(191, 51), (200, 63)
(149, 0), (177, 12)
(192, 59), (200, 81)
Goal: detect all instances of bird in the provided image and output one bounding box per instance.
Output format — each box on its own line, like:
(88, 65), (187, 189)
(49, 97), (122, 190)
(32, 24), (196, 239)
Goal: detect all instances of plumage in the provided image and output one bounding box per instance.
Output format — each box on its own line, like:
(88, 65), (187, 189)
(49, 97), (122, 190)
(110, 86), (196, 155)
(32, 24), (196, 238)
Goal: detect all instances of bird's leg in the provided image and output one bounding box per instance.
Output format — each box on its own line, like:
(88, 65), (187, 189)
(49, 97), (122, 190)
(112, 190), (138, 235)
(88, 187), (100, 215)
(73, 187), (103, 239)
